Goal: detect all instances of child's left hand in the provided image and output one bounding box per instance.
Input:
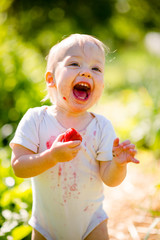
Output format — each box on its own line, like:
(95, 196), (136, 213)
(112, 138), (139, 166)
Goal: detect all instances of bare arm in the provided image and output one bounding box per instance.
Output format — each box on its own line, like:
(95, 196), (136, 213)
(11, 144), (56, 178)
(11, 134), (81, 178)
(99, 138), (139, 187)
(99, 160), (127, 187)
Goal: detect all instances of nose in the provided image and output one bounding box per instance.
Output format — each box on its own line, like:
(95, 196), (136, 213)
(80, 69), (92, 78)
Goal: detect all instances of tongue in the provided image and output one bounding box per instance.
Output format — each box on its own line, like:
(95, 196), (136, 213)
(73, 89), (87, 99)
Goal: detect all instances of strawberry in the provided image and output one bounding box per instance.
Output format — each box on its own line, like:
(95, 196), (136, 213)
(62, 128), (82, 142)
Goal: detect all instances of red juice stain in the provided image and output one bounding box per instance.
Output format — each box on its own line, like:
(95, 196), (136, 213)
(63, 96), (66, 100)
(58, 166), (62, 176)
(46, 136), (56, 149)
(69, 172), (77, 191)
(93, 130), (96, 136)
(70, 183), (77, 191)
(73, 172), (76, 182)
(84, 206), (89, 212)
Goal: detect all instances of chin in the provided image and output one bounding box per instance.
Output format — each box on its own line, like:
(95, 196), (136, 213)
(68, 93), (100, 113)
(70, 102), (95, 113)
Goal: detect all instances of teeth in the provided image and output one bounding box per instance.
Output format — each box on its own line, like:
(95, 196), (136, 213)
(77, 83), (90, 88)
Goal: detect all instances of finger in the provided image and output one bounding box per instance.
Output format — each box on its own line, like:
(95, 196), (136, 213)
(113, 138), (119, 147)
(56, 133), (65, 142)
(71, 147), (81, 156)
(72, 148), (80, 155)
(71, 145), (81, 152)
(64, 140), (82, 148)
(129, 149), (137, 156)
(130, 157), (140, 164)
(122, 144), (135, 150)
(72, 152), (79, 158)
(121, 140), (131, 146)
(72, 153), (77, 158)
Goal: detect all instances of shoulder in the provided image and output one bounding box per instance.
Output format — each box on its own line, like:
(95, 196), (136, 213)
(91, 113), (116, 141)
(93, 113), (113, 129)
(20, 106), (49, 128)
(26, 105), (48, 115)
(24, 105), (48, 120)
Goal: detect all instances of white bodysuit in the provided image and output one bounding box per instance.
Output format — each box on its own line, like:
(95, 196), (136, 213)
(10, 106), (116, 240)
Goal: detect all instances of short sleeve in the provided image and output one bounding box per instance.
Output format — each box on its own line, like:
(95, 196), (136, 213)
(10, 108), (39, 153)
(96, 118), (116, 161)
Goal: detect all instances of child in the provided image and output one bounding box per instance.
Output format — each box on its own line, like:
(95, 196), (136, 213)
(10, 34), (139, 240)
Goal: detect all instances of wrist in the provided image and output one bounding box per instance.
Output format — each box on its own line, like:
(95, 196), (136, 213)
(43, 149), (58, 168)
(112, 157), (127, 168)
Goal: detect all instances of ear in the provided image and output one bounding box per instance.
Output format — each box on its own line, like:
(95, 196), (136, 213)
(46, 72), (56, 87)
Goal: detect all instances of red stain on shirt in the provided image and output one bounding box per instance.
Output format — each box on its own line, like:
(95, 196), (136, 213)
(70, 183), (77, 191)
(69, 172), (77, 191)
(84, 206), (89, 212)
(58, 166), (62, 176)
(93, 130), (96, 136)
(46, 136), (56, 149)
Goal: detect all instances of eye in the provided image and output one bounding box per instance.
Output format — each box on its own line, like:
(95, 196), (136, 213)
(92, 67), (101, 72)
(69, 62), (79, 67)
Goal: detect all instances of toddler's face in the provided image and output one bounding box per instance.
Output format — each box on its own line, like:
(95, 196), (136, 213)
(52, 40), (105, 113)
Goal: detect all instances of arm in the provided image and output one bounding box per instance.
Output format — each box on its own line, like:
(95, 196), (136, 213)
(11, 134), (81, 178)
(11, 144), (54, 178)
(99, 138), (139, 187)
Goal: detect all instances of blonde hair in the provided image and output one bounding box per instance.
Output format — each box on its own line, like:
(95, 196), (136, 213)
(43, 34), (109, 103)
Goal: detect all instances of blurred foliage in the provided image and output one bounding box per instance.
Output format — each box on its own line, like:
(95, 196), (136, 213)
(0, 0), (160, 238)
(0, 148), (32, 239)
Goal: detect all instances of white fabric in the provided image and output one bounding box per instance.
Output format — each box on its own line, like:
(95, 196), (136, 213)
(10, 106), (116, 240)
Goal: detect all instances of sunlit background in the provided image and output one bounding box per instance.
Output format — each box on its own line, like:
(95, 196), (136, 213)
(0, 0), (160, 239)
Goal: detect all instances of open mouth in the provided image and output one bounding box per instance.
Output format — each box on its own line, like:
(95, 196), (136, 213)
(73, 82), (91, 101)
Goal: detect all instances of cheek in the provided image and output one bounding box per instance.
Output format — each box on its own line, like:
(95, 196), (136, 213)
(58, 74), (76, 96)
(94, 87), (103, 101)
(94, 79), (104, 97)
(59, 82), (71, 96)
(57, 82), (72, 102)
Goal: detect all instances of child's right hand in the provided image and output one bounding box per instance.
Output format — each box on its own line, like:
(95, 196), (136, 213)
(48, 133), (82, 164)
